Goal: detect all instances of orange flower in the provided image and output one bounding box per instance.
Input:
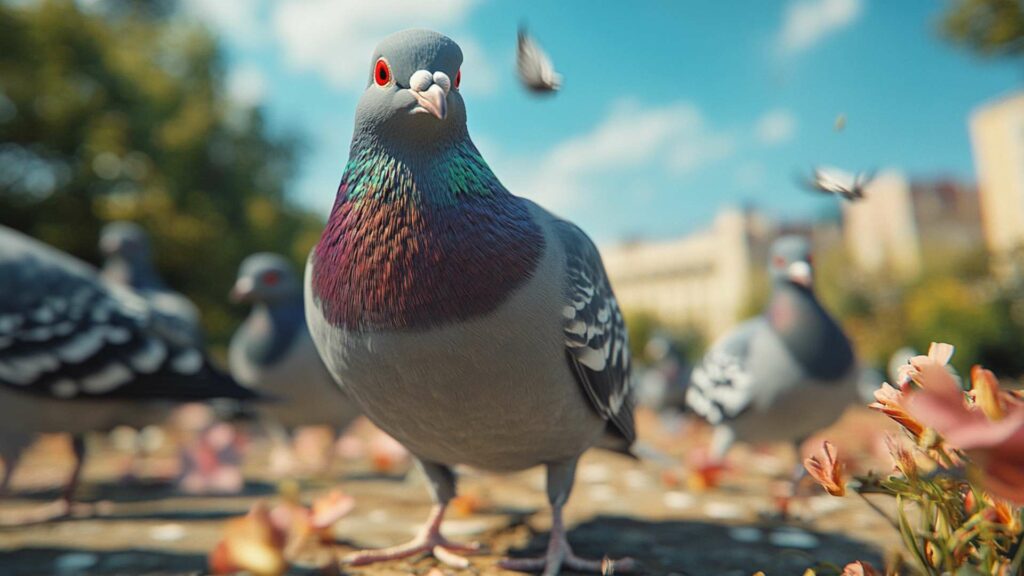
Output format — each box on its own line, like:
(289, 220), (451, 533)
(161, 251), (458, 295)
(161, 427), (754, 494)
(971, 365), (1009, 421)
(209, 502), (287, 576)
(885, 435), (917, 478)
(804, 440), (846, 497)
(842, 560), (881, 576)
(870, 383), (925, 438)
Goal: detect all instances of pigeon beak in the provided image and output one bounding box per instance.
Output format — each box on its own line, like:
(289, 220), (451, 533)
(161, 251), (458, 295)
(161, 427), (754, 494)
(787, 261), (813, 288)
(410, 84), (447, 120)
(229, 277), (254, 303)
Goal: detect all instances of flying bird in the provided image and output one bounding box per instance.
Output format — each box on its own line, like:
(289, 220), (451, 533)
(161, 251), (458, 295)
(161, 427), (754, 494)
(801, 166), (874, 201)
(686, 236), (860, 512)
(99, 221), (203, 344)
(305, 29), (634, 574)
(517, 24), (562, 93)
(229, 254), (361, 459)
(0, 225), (257, 521)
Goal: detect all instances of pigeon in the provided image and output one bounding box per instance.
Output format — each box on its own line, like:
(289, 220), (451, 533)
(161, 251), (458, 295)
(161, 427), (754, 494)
(99, 221), (203, 344)
(636, 334), (692, 413)
(0, 225), (257, 519)
(800, 166), (874, 201)
(305, 30), (635, 574)
(228, 254), (360, 441)
(517, 24), (562, 93)
(686, 236), (859, 501)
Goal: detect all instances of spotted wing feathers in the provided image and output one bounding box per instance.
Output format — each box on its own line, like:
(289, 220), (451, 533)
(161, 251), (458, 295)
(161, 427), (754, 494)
(686, 321), (759, 425)
(0, 227), (254, 401)
(555, 220), (635, 447)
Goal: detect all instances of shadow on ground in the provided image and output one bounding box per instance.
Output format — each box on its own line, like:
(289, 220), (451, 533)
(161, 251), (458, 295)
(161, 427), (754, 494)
(0, 547), (207, 576)
(508, 516), (883, 576)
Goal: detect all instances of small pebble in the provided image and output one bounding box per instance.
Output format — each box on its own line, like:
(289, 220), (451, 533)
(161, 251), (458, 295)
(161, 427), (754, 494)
(704, 501), (743, 520)
(728, 526), (762, 543)
(579, 464), (610, 484)
(148, 523), (185, 542)
(769, 528), (819, 549)
(662, 491), (694, 510)
(55, 553), (98, 573)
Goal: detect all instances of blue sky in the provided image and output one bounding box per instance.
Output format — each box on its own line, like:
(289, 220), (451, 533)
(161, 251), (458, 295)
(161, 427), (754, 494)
(188, 0), (1022, 243)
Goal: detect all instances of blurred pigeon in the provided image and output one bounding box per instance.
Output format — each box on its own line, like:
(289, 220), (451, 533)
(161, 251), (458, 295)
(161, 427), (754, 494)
(801, 166), (873, 201)
(100, 221), (203, 344)
(686, 236), (859, 502)
(229, 254), (361, 449)
(517, 24), (562, 93)
(636, 334), (692, 413)
(0, 225), (257, 520)
(305, 30), (635, 574)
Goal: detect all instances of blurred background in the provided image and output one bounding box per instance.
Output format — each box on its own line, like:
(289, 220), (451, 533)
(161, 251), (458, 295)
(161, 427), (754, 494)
(3, 0), (1023, 378)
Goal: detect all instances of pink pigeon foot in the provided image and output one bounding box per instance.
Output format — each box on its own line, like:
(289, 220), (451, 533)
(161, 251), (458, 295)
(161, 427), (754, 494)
(343, 503), (480, 568)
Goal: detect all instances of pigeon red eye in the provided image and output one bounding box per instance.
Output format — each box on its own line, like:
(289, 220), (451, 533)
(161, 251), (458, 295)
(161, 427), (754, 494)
(374, 58), (391, 86)
(454, 69), (461, 89)
(263, 271), (281, 286)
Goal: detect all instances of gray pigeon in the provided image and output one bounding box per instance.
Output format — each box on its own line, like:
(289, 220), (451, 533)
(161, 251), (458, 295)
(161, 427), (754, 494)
(0, 225), (256, 519)
(305, 29), (635, 575)
(229, 254), (360, 436)
(517, 24), (562, 93)
(99, 221), (203, 344)
(686, 236), (859, 497)
(636, 334), (692, 413)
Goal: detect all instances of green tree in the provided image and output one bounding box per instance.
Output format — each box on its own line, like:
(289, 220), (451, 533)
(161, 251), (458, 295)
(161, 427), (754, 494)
(0, 0), (320, 348)
(941, 0), (1024, 59)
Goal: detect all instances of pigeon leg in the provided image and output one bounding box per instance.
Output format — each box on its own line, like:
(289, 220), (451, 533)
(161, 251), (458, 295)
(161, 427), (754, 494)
(0, 434), (92, 526)
(343, 460), (480, 568)
(500, 458), (636, 576)
(0, 432), (30, 496)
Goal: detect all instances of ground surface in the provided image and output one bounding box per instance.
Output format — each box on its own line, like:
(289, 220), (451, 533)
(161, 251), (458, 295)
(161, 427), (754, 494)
(0, 408), (902, 575)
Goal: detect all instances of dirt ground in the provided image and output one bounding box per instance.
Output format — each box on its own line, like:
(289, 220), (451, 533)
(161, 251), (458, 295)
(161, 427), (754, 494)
(0, 407), (902, 576)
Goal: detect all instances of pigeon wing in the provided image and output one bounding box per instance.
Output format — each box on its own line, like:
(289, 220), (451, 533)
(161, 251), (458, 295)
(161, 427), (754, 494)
(554, 219), (635, 446)
(0, 227), (254, 401)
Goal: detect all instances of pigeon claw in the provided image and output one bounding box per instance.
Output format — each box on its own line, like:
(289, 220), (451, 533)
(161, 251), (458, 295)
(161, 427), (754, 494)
(343, 536), (480, 569)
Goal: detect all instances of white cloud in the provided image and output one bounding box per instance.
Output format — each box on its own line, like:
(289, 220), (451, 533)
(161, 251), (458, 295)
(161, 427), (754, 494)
(226, 64), (268, 108)
(500, 100), (735, 213)
(755, 109), (797, 145)
(272, 0), (483, 91)
(777, 0), (862, 54)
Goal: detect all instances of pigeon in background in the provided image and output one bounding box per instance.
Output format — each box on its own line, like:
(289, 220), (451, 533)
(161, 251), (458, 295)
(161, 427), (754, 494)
(229, 254), (361, 467)
(636, 334), (692, 413)
(517, 24), (562, 93)
(305, 30), (635, 574)
(801, 166), (874, 202)
(0, 225), (257, 521)
(686, 236), (859, 507)
(99, 221), (203, 344)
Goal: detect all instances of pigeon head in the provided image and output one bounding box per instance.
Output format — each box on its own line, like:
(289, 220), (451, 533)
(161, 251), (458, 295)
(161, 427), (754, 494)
(99, 221), (152, 263)
(354, 29), (466, 150)
(768, 235), (814, 289)
(230, 253), (300, 305)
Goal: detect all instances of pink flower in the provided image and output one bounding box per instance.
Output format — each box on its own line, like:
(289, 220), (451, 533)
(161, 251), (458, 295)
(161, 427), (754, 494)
(842, 560), (882, 576)
(902, 364), (1024, 504)
(804, 440), (846, 497)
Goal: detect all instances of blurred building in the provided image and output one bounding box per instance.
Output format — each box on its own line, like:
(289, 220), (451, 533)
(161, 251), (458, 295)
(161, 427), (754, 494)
(601, 210), (754, 339)
(841, 171), (922, 280)
(970, 92), (1024, 276)
(841, 171), (981, 280)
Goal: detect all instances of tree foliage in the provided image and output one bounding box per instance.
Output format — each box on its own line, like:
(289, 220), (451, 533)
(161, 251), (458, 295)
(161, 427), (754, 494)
(0, 0), (321, 348)
(941, 0), (1024, 59)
